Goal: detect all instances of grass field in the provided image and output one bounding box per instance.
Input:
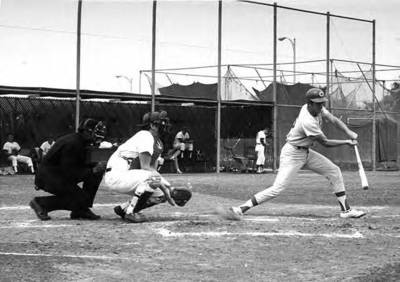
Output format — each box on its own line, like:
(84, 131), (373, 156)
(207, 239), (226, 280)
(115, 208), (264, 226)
(0, 171), (399, 281)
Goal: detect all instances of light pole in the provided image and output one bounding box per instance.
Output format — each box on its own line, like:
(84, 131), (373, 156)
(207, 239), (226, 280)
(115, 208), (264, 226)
(115, 75), (133, 92)
(278, 36), (296, 84)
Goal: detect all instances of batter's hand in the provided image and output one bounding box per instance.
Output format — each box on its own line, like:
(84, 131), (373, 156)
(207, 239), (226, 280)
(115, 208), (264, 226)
(348, 131), (358, 140)
(347, 139), (358, 146)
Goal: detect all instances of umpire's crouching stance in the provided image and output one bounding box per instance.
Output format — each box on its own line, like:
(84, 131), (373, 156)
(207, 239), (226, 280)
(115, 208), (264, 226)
(29, 119), (107, 220)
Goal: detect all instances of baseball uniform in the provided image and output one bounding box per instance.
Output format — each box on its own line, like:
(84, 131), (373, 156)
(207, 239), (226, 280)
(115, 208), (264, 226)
(104, 130), (169, 197)
(228, 88), (366, 219)
(255, 130), (267, 167)
(3, 141), (34, 173)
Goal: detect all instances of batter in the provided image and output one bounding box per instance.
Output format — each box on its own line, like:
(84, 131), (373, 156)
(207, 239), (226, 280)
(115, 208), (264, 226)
(228, 88), (366, 219)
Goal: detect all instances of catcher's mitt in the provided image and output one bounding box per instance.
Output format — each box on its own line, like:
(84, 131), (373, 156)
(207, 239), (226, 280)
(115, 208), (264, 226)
(171, 187), (192, 207)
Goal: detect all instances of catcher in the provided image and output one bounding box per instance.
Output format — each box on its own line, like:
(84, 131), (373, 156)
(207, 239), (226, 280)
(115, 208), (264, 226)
(103, 111), (192, 223)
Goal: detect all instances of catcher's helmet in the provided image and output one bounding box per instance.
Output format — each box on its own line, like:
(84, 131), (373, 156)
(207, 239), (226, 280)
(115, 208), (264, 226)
(141, 111), (170, 128)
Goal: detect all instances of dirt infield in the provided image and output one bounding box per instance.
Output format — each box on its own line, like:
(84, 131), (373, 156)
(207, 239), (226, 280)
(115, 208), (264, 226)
(0, 171), (399, 281)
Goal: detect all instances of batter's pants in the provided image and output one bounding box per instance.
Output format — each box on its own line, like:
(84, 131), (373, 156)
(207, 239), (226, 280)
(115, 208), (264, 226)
(33, 166), (103, 212)
(254, 143), (345, 204)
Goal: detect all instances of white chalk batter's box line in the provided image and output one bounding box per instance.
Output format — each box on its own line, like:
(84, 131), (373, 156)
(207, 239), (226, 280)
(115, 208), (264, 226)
(154, 227), (366, 239)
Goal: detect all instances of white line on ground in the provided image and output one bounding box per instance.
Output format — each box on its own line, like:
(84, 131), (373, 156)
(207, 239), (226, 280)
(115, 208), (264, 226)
(0, 223), (73, 229)
(243, 217), (279, 222)
(155, 228), (364, 239)
(0, 252), (130, 261)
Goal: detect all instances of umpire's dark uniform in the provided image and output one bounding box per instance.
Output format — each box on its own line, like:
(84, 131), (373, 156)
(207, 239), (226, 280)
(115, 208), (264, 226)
(30, 119), (105, 220)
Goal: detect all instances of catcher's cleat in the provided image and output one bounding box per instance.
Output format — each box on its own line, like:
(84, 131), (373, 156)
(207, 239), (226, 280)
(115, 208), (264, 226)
(114, 205), (126, 219)
(340, 209), (366, 219)
(124, 213), (147, 223)
(70, 208), (101, 220)
(29, 199), (51, 221)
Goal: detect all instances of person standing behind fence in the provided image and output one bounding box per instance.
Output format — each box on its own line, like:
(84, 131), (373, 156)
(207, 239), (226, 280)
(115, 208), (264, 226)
(2, 133), (34, 174)
(255, 128), (270, 174)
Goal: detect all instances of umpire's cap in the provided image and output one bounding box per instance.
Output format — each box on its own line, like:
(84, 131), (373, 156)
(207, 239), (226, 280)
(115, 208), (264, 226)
(78, 118), (98, 133)
(306, 88), (328, 103)
(78, 118), (106, 139)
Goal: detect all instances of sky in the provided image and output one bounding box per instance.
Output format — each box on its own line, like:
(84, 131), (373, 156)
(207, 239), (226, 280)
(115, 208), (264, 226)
(0, 0), (399, 94)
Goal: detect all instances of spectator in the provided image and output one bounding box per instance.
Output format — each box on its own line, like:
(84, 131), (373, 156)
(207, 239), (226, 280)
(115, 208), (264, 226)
(160, 126), (194, 174)
(173, 126), (194, 159)
(2, 133), (34, 174)
(40, 135), (56, 158)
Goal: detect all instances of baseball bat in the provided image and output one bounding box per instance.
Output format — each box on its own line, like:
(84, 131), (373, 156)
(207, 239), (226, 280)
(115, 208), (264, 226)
(354, 145), (369, 190)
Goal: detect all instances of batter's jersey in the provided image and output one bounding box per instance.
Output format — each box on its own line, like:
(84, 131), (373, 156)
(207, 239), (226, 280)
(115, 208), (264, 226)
(256, 130), (266, 144)
(286, 104), (329, 147)
(107, 130), (163, 171)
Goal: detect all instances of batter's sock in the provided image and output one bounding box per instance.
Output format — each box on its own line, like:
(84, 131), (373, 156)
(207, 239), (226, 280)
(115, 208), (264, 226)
(335, 191), (350, 211)
(239, 196), (258, 213)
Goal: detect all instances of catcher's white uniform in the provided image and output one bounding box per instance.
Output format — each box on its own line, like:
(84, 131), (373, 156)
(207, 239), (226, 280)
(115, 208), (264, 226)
(104, 130), (168, 197)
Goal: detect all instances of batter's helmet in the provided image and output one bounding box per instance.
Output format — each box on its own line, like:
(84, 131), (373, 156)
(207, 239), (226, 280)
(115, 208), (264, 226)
(306, 88), (328, 103)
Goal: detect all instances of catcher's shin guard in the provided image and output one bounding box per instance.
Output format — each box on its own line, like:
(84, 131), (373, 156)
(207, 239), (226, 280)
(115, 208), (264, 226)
(133, 191), (166, 213)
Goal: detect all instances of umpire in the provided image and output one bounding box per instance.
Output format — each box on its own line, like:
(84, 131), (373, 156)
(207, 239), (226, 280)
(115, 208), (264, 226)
(29, 118), (107, 221)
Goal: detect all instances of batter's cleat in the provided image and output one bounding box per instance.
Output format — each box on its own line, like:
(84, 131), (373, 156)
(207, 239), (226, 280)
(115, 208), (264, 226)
(29, 199), (51, 221)
(124, 213), (147, 223)
(70, 208), (101, 220)
(114, 205), (126, 219)
(340, 209), (366, 219)
(216, 206), (243, 221)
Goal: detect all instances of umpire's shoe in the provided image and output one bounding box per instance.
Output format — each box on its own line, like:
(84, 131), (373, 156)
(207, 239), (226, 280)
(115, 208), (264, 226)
(70, 208), (101, 220)
(29, 199), (51, 221)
